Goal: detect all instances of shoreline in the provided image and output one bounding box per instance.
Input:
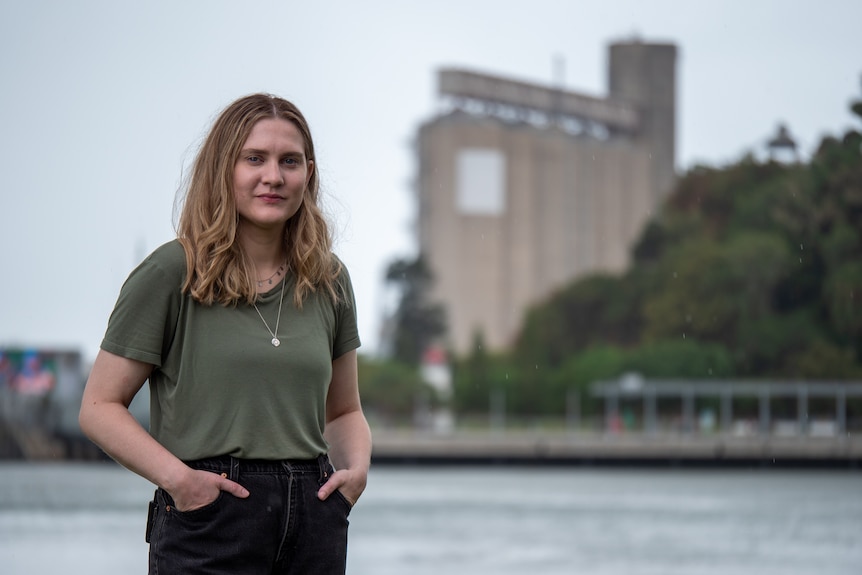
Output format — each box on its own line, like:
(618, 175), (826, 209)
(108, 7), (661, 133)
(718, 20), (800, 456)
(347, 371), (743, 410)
(369, 430), (862, 468)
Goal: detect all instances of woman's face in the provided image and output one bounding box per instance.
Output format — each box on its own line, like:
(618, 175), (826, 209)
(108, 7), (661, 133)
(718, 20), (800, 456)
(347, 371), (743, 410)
(233, 117), (313, 233)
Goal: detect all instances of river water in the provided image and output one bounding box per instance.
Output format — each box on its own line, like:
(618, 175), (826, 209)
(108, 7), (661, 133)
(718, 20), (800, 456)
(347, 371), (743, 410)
(0, 462), (859, 574)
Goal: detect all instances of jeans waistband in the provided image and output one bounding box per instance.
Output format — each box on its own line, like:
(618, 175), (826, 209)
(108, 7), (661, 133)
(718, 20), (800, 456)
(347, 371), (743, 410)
(185, 454), (329, 476)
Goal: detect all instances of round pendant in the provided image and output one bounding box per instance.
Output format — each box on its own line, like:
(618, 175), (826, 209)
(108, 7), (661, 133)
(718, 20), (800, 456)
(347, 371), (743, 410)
(271, 338), (281, 347)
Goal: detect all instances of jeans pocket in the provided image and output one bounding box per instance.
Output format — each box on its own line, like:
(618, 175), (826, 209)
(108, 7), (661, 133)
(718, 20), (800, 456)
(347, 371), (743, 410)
(332, 489), (354, 515)
(174, 492), (226, 519)
(156, 486), (227, 521)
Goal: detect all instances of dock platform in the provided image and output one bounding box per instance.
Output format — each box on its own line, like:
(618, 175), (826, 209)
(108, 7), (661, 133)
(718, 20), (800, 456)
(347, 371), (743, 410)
(370, 430), (862, 467)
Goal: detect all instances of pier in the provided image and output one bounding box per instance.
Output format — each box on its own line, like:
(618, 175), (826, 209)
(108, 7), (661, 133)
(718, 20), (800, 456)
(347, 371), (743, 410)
(370, 430), (862, 467)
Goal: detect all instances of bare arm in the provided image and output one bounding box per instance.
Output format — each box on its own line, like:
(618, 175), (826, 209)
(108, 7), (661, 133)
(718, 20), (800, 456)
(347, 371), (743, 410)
(79, 349), (248, 510)
(318, 349), (372, 505)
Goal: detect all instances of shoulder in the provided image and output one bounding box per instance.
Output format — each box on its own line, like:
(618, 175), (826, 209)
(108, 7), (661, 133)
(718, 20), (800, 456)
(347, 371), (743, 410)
(329, 254), (357, 306)
(331, 254), (354, 288)
(147, 239), (186, 267)
(331, 253), (349, 278)
(122, 239), (186, 290)
(140, 240), (187, 280)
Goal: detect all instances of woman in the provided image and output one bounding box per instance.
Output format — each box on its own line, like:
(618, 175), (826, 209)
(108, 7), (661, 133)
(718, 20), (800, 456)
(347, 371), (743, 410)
(79, 93), (371, 574)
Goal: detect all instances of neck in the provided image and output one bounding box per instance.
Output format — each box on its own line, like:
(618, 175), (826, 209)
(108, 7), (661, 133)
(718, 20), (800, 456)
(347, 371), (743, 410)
(237, 224), (287, 270)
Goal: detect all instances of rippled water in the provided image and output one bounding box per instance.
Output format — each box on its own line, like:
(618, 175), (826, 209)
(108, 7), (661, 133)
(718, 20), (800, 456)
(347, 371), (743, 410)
(1, 462), (860, 574)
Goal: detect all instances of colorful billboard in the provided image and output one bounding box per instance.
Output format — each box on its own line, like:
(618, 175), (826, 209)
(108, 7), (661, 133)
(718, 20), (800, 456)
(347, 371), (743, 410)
(0, 349), (58, 396)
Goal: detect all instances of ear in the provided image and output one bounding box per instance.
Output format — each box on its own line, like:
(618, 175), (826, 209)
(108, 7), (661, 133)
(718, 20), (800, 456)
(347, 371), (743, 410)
(306, 159), (315, 187)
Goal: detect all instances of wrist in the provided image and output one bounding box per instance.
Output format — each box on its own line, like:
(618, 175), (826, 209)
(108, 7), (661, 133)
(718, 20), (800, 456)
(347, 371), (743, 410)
(158, 461), (194, 494)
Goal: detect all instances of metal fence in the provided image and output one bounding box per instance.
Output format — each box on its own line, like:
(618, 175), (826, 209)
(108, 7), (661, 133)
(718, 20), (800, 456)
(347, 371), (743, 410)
(591, 375), (862, 436)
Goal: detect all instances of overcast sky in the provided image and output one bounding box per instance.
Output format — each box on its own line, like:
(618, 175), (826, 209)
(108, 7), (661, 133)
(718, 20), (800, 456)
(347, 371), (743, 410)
(1, 0), (861, 362)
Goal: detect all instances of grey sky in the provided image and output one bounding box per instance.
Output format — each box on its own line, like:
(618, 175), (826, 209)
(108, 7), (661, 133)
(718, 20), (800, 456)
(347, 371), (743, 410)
(1, 0), (861, 361)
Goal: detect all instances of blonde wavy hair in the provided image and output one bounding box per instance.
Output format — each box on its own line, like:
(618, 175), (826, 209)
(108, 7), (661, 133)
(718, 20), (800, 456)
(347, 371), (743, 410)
(176, 93), (340, 308)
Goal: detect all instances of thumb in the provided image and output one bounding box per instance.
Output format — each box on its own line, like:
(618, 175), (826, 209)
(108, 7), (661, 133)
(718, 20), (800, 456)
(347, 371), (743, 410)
(219, 477), (250, 499)
(317, 472), (344, 501)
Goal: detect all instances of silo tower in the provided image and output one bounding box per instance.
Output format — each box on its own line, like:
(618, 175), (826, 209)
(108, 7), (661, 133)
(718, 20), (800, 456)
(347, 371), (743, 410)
(608, 40), (678, 201)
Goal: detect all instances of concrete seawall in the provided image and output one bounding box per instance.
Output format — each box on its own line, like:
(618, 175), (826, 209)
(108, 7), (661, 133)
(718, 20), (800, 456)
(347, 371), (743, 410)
(4, 422), (860, 467)
(370, 430), (862, 467)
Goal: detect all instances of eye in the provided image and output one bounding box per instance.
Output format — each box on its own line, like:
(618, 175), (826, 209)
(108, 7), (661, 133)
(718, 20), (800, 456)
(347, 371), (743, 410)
(246, 155), (263, 164)
(281, 157), (299, 166)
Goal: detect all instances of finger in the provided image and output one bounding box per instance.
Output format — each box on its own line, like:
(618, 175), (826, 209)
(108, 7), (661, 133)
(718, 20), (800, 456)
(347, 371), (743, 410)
(218, 477), (250, 499)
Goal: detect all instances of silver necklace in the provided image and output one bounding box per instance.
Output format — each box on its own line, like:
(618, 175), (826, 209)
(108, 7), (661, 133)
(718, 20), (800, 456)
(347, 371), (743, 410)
(252, 274), (286, 347)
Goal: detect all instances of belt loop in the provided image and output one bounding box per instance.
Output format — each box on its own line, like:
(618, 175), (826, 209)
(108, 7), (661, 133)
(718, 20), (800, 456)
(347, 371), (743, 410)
(318, 454), (329, 483)
(229, 456), (240, 482)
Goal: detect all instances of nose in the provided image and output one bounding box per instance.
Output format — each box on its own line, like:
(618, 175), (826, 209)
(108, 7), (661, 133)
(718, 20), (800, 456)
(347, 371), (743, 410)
(262, 160), (284, 186)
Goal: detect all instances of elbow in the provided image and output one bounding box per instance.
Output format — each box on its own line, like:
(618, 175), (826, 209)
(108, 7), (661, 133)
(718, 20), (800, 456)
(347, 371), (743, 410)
(325, 404), (366, 428)
(78, 401), (95, 440)
(78, 394), (109, 442)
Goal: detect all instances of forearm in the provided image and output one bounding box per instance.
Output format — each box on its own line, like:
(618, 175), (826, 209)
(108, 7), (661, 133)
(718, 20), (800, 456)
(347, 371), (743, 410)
(324, 408), (372, 473)
(79, 400), (191, 493)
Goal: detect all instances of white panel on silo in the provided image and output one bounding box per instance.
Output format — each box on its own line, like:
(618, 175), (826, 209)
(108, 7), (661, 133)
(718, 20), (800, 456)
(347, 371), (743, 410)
(456, 148), (506, 216)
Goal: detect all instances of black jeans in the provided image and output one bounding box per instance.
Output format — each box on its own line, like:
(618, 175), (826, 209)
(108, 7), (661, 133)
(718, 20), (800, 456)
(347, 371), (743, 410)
(146, 455), (352, 574)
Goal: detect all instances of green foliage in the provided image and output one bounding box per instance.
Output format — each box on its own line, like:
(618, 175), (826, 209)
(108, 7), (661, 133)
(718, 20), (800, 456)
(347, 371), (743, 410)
(782, 339), (862, 379)
(642, 239), (741, 343)
(357, 355), (429, 422)
(452, 331), (520, 414)
(641, 232), (792, 353)
(549, 346), (627, 416)
(506, 104), (862, 402)
(734, 311), (818, 375)
(823, 262), (862, 353)
(558, 346), (627, 388)
(383, 255), (446, 367)
(517, 272), (642, 370)
(549, 344), (626, 400)
(625, 339), (734, 379)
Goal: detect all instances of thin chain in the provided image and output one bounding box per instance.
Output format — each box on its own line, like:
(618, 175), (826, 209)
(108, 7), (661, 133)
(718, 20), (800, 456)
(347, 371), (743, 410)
(257, 261), (286, 287)
(252, 273), (287, 346)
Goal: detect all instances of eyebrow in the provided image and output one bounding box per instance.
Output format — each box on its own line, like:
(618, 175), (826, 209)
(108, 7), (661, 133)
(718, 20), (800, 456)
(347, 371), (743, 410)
(239, 148), (305, 158)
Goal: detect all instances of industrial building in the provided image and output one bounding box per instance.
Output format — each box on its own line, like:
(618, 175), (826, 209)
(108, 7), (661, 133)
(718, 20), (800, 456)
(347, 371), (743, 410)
(416, 40), (677, 354)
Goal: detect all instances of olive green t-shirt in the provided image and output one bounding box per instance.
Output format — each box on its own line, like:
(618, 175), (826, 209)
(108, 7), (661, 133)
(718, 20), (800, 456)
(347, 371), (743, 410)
(100, 240), (360, 461)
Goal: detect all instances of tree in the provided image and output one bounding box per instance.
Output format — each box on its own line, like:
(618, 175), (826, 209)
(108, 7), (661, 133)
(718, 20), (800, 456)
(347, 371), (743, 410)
(516, 272), (642, 370)
(625, 339), (734, 379)
(510, 96), (862, 383)
(452, 330), (520, 415)
(383, 255), (446, 367)
(358, 355), (430, 424)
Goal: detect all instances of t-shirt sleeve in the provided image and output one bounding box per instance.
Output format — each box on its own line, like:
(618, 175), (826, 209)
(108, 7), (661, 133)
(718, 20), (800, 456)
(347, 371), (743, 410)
(332, 262), (361, 360)
(100, 244), (184, 367)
